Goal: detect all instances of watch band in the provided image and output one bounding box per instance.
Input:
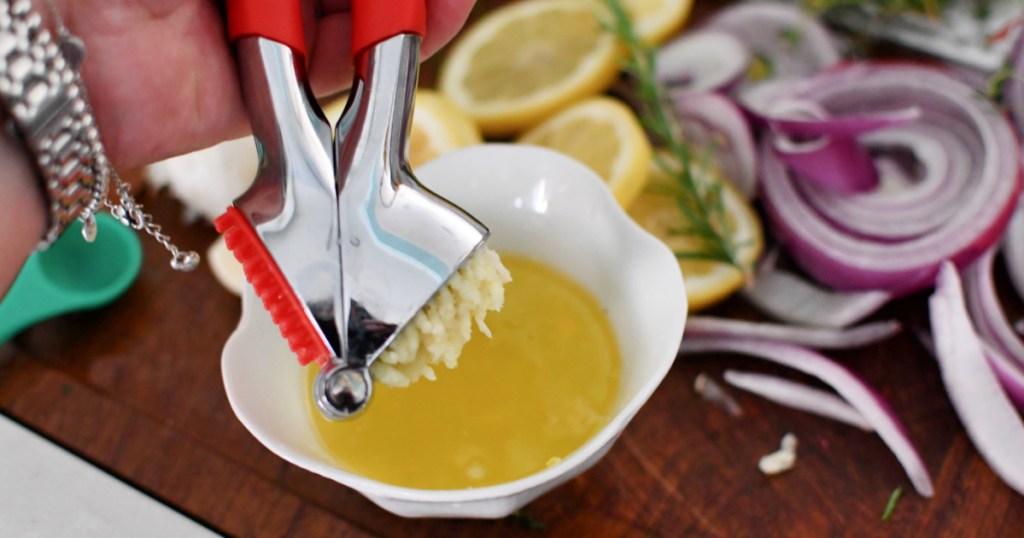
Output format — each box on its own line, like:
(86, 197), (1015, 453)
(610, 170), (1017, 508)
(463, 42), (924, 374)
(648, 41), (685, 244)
(0, 0), (105, 248)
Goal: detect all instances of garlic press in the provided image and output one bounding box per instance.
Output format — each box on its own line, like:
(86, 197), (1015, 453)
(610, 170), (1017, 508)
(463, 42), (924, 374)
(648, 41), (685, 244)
(218, 0), (489, 419)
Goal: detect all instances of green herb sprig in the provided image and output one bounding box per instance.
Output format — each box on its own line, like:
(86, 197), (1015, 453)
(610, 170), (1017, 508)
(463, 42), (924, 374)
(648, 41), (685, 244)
(803, 0), (952, 18)
(881, 487), (903, 521)
(599, 0), (745, 270)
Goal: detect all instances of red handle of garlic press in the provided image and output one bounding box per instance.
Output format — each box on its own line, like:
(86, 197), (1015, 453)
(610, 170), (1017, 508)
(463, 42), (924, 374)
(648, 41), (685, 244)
(351, 0), (427, 60)
(226, 0), (307, 60)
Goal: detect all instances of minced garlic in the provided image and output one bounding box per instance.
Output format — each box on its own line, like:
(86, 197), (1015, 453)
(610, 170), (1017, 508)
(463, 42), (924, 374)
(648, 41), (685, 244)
(759, 433), (798, 475)
(370, 247), (512, 387)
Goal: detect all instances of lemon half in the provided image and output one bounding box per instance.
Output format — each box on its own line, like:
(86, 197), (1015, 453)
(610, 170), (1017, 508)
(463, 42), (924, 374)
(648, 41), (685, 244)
(439, 0), (621, 137)
(322, 90), (481, 169)
(628, 157), (763, 311)
(622, 0), (695, 45)
(518, 96), (652, 208)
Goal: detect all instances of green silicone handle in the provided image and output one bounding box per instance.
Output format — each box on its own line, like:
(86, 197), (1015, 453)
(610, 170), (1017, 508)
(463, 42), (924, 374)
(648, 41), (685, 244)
(0, 214), (142, 345)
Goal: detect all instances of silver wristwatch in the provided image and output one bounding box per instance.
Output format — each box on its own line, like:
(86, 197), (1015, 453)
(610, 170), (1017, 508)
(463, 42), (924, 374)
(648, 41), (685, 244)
(0, 0), (198, 270)
(0, 0), (105, 248)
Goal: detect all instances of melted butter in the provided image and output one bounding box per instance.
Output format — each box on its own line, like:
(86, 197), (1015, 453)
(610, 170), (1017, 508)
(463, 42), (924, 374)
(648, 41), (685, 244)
(304, 254), (622, 490)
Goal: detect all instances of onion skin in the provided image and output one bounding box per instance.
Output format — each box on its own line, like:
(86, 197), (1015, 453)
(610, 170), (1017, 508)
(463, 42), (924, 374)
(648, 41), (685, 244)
(679, 336), (934, 497)
(759, 63), (1022, 293)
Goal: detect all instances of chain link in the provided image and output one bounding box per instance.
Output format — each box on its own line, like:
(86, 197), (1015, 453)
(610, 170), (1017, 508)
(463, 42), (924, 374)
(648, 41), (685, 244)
(104, 179), (199, 271)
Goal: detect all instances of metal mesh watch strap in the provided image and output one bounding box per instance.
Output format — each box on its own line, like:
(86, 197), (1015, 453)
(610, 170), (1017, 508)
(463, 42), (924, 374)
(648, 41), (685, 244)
(0, 0), (104, 248)
(0, 0), (198, 270)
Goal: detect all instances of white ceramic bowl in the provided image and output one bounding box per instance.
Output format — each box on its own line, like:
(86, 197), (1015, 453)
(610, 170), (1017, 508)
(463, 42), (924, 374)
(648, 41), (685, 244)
(222, 144), (687, 518)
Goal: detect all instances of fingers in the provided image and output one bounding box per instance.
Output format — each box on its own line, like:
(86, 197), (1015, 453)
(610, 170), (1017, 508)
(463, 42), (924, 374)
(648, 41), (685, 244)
(306, 0), (475, 97)
(423, 0), (475, 60)
(308, 10), (354, 96)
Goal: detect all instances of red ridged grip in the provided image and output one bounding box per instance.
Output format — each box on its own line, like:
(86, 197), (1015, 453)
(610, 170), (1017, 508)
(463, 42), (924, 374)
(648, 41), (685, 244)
(351, 0), (427, 59)
(215, 207), (331, 367)
(227, 0), (307, 59)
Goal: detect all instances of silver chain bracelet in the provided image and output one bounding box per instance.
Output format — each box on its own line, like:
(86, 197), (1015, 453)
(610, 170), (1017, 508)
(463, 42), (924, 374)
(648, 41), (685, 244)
(0, 0), (199, 271)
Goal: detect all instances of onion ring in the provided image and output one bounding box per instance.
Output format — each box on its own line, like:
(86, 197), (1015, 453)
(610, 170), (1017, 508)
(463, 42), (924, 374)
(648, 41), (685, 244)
(759, 63), (1022, 293)
(929, 262), (1024, 496)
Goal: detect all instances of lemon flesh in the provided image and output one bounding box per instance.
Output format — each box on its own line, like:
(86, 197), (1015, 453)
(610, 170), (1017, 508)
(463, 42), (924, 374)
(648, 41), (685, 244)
(439, 0), (621, 136)
(518, 96), (652, 208)
(628, 159), (763, 311)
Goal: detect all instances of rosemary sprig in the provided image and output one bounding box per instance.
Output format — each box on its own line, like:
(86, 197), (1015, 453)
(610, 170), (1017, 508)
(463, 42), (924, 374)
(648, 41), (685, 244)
(881, 487), (903, 521)
(803, 0), (952, 18)
(599, 0), (744, 270)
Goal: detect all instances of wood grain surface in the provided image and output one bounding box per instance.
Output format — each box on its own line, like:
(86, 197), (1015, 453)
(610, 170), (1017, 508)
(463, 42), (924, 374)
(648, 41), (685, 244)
(2, 1), (1023, 536)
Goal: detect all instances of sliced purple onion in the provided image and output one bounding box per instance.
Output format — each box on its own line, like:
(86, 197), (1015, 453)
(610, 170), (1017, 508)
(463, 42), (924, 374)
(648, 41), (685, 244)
(671, 92), (758, 198)
(984, 343), (1024, 411)
(704, 2), (840, 90)
(1003, 30), (1024, 137)
(749, 101), (920, 193)
(1002, 202), (1024, 303)
(929, 262), (1024, 496)
(767, 105), (922, 139)
(723, 369), (873, 431)
(679, 336), (934, 496)
(743, 263), (891, 328)
(656, 30), (750, 96)
(687, 315), (901, 349)
(962, 249), (1024, 372)
(772, 133), (879, 193)
(759, 63), (1022, 293)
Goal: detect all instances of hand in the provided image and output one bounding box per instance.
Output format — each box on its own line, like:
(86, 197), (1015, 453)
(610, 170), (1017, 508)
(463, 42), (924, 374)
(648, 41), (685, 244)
(51, 0), (476, 169)
(0, 0), (475, 296)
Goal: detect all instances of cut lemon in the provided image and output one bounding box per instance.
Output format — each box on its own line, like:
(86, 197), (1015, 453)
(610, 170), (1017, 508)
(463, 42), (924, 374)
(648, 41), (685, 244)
(517, 96), (652, 208)
(627, 157), (763, 311)
(321, 90), (482, 169)
(438, 0), (621, 137)
(622, 0), (695, 45)
(407, 90), (482, 168)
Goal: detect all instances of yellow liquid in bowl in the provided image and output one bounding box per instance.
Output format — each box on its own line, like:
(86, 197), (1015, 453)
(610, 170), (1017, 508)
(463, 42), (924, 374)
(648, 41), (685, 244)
(304, 254), (622, 490)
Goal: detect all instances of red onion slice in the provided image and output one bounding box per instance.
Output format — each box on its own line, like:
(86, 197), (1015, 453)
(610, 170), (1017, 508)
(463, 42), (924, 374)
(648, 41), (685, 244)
(704, 2), (840, 90)
(1003, 31), (1024, 137)
(656, 31), (750, 96)
(754, 101), (920, 193)
(1003, 202), (1024, 303)
(929, 262), (1024, 496)
(687, 315), (901, 349)
(679, 336), (934, 496)
(723, 370), (873, 431)
(772, 134), (879, 193)
(794, 126), (970, 241)
(759, 63), (1022, 293)
(984, 343), (1024, 411)
(962, 249), (1024, 372)
(671, 92), (758, 198)
(743, 264), (891, 328)
(768, 106), (922, 139)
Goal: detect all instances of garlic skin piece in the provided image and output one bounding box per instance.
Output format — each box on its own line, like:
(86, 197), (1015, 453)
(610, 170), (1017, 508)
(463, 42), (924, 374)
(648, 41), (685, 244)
(759, 433), (798, 475)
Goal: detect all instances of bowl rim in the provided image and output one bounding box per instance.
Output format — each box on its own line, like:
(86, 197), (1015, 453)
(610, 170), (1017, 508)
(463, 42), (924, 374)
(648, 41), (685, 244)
(222, 143), (687, 504)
